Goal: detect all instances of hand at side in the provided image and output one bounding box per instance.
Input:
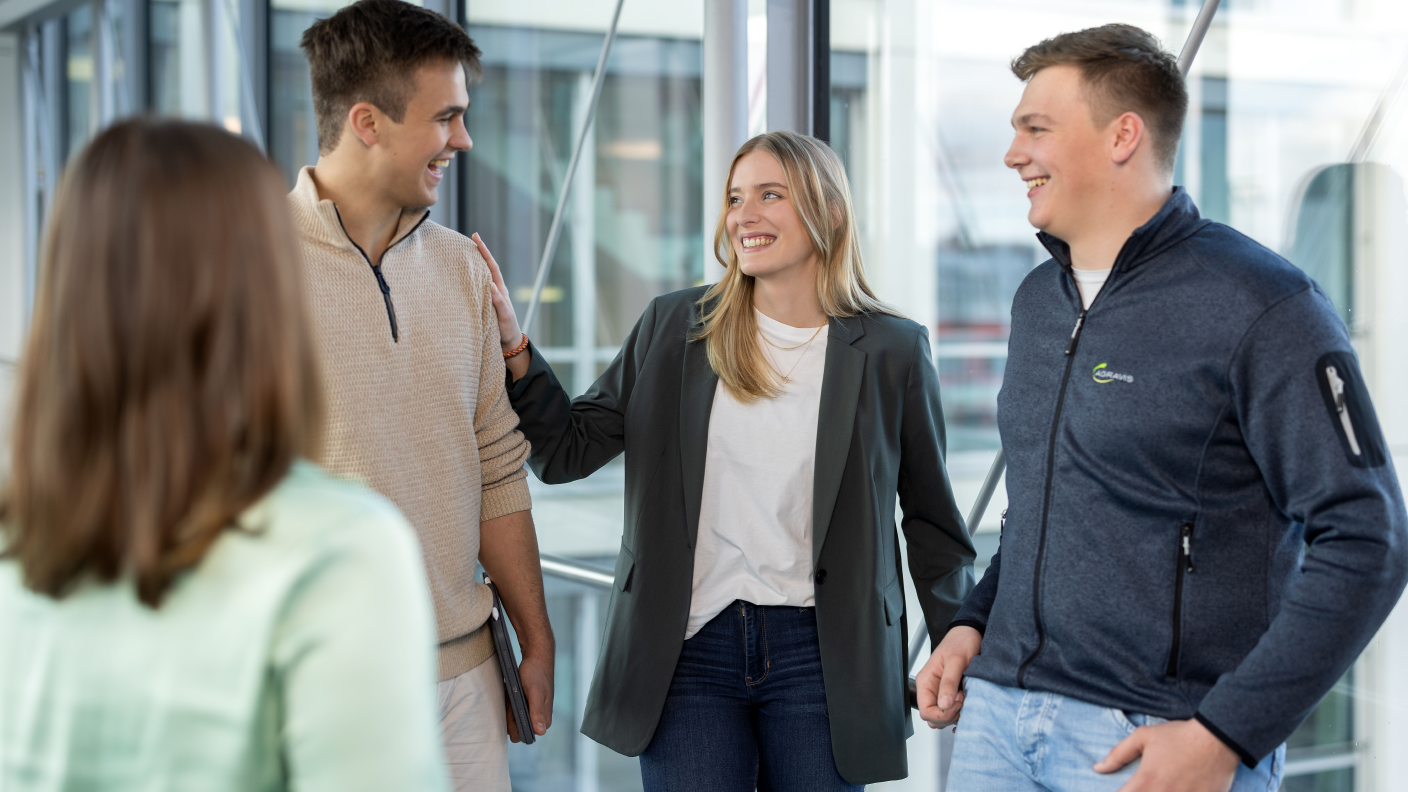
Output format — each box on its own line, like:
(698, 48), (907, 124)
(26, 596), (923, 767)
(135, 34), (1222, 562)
(916, 625), (981, 728)
(479, 509), (554, 740)
(507, 652), (553, 743)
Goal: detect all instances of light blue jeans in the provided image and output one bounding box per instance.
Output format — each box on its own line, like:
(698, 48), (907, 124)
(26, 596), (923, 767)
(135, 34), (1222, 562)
(947, 677), (1285, 792)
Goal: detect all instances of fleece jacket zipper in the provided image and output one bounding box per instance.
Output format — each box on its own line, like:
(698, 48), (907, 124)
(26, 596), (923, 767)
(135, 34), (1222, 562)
(1166, 521), (1195, 676)
(1017, 306), (1087, 689)
(332, 208), (430, 343)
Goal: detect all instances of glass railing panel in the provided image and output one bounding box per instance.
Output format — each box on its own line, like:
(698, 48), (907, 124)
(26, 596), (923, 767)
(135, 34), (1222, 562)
(504, 570), (644, 792)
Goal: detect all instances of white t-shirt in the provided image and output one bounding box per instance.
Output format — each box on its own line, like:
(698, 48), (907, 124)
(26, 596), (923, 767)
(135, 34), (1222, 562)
(1072, 267), (1113, 309)
(686, 310), (829, 639)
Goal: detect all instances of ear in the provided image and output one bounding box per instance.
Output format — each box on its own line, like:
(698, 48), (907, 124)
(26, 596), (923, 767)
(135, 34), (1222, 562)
(1109, 111), (1146, 166)
(345, 101), (383, 149)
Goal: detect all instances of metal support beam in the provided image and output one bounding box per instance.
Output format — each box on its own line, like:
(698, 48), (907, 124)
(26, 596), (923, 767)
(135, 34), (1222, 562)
(810, 0), (828, 142)
(520, 0), (624, 336)
(1176, 0), (1221, 78)
(702, 0), (748, 280)
(765, 0), (811, 135)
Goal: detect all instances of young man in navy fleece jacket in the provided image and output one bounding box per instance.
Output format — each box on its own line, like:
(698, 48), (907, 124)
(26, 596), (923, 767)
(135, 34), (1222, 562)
(916, 24), (1408, 792)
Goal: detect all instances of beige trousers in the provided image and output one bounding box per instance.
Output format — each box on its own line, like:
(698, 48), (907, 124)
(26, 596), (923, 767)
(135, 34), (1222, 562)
(437, 655), (510, 792)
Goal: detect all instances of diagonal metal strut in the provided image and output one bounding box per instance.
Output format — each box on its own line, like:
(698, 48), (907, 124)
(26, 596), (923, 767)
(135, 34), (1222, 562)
(519, 0), (627, 335)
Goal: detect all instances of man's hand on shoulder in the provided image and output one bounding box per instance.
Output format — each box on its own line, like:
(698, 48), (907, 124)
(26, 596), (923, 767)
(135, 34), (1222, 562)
(473, 232), (531, 381)
(1096, 718), (1240, 792)
(916, 625), (982, 728)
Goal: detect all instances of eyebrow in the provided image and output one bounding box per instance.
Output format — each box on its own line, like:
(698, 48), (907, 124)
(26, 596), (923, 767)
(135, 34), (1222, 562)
(436, 104), (467, 117)
(728, 182), (788, 193)
(1014, 112), (1055, 128)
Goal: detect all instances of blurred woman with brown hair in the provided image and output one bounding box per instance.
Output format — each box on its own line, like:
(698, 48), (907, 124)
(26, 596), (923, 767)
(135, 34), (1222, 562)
(0, 119), (448, 791)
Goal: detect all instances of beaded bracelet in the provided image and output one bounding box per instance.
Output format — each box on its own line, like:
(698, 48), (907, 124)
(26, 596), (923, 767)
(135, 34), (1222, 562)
(504, 333), (529, 358)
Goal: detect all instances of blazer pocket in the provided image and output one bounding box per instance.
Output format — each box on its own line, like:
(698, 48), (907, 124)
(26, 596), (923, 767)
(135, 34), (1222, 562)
(614, 544), (636, 593)
(882, 578), (904, 626)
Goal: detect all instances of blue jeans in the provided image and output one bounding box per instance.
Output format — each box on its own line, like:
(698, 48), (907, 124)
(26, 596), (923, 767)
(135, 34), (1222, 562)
(639, 601), (862, 792)
(947, 677), (1285, 792)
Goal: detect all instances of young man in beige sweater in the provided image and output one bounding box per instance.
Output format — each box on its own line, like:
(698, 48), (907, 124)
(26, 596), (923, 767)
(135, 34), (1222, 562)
(290, 2), (551, 788)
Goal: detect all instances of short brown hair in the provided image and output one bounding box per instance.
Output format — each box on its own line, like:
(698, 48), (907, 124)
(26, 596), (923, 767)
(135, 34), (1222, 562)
(1012, 24), (1188, 172)
(0, 119), (323, 607)
(301, 0), (483, 154)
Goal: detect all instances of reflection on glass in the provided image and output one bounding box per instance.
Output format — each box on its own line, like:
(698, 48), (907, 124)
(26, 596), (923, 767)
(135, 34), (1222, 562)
(464, 26), (702, 372)
(1198, 76), (1229, 224)
(149, 0), (205, 118)
(461, 12), (702, 790)
(1282, 670), (1354, 792)
(829, 50), (866, 196)
(504, 579), (643, 792)
(64, 5), (93, 162)
(269, 0), (355, 187)
(936, 243), (1033, 450)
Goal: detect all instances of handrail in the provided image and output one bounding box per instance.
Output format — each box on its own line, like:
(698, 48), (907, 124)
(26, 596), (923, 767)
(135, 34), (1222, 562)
(539, 553), (615, 590)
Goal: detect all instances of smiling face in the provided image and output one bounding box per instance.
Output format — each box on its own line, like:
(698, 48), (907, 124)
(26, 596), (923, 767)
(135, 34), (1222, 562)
(726, 150), (818, 283)
(371, 59), (472, 209)
(1004, 64), (1114, 241)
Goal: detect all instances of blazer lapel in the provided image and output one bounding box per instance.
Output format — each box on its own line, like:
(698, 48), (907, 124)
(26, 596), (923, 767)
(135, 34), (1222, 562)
(812, 315), (866, 565)
(680, 325), (719, 551)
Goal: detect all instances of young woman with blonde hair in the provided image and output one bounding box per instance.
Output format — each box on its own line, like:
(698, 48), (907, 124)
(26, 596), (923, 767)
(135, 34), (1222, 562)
(481, 131), (974, 790)
(0, 119), (448, 790)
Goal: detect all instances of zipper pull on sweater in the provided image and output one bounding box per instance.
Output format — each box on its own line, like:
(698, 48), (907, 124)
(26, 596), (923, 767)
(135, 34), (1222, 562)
(1065, 310), (1088, 356)
(371, 263), (400, 343)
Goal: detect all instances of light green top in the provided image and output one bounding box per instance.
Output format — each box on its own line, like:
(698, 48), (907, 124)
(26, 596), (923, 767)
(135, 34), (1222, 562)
(0, 461), (450, 792)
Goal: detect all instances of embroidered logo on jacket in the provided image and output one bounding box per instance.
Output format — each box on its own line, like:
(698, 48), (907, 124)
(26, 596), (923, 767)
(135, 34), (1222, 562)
(1092, 363), (1134, 384)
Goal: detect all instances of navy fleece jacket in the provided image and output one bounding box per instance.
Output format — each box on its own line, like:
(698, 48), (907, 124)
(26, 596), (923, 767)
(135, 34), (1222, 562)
(952, 188), (1408, 765)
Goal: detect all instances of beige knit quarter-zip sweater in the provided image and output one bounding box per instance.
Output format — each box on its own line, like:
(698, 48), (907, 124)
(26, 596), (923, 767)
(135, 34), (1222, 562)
(290, 167), (532, 681)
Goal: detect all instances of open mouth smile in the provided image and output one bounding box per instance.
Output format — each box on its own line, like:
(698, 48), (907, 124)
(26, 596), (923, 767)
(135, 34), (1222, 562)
(428, 158), (451, 180)
(741, 235), (776, 250)
(1025, 176), (1049, 192)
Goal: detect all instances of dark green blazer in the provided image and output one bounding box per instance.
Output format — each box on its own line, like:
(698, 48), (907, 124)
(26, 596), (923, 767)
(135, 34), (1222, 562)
(506, 286), (975, 784)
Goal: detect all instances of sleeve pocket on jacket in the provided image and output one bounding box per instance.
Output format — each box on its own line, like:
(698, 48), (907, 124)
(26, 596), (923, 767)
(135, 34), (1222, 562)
(1314, 351), (1388, 468)
(613, 545), (636, 593)
(882, 578), (905, 626)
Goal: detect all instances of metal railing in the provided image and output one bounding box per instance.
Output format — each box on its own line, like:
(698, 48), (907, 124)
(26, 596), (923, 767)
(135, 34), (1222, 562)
(540, 553), (615, 590)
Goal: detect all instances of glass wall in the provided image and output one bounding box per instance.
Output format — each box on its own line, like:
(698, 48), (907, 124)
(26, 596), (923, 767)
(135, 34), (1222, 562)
(268, 0), (355, 185)
(62, 5), (93, 160)
(149, 0), (203, 119)
(459, 5), (702, 787)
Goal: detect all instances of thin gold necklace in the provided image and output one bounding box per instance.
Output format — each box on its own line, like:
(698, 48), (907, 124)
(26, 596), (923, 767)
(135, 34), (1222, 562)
(764, 325), (824, 382)
(761, 324), (825, 351)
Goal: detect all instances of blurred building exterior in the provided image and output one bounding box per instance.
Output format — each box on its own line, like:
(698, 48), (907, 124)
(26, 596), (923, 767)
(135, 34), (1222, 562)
(1, 0), (1406, 789)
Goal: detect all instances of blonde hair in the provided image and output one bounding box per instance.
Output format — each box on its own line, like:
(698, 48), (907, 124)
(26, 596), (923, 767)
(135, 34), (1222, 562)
(694, 131), (894, 402)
